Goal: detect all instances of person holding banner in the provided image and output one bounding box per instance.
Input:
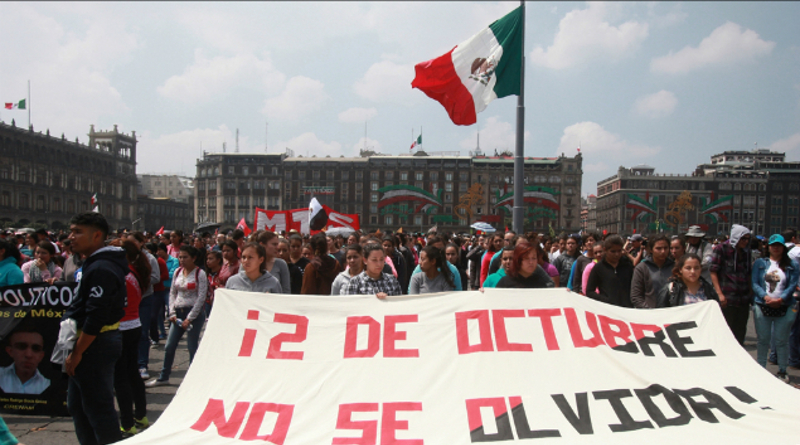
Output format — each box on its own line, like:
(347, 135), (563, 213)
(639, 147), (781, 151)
(496, 243), (554, 289)
(225, 243), (282, 293)
(21, 241), (62, 284)
(331, 244), (366, 295)
(344, 243), (402, 298)
(0, 239), (24, 287)
(482, 247), (514, 289)
(656, 253), (719, 308)
(256, 231), (290, 294)
(751, 234), (799, 383)
(409, 246), (456, 295)
(586, 235), (635, 307)
(147, 246), (208, 388)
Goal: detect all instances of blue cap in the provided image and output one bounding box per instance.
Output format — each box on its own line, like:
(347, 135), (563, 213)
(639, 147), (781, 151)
(768, 234), (785, 246)
(756, 235), (765, 241)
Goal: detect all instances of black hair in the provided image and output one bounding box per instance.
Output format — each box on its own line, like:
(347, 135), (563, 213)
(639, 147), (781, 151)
(421, 246), (455, 290)
(221, 240), (239, 253)
(36, 240), (55, 257)
(144, 242), (158, 255)
(672, 252), (702, 283)
(120, 239), (151, 291)
(157, 242), (168, 253)
(70, 212), (109, 238)
(445, 243), (460, 262)
(781, 229), (796, 243)
(0, 239), (21, 263)
(363, 243), (385, 260)
(648, 234), (670, 251)
(310, 233), (329, 256)
(345, 244), (363, 256)
(603, 235), (625, 249)
(231, 229), (245, 241)
(179, 245), (199, 263)
(242, 242), (267, 273)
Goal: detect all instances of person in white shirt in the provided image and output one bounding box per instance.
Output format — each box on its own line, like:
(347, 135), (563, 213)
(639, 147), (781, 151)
(1, 327), (51, 394)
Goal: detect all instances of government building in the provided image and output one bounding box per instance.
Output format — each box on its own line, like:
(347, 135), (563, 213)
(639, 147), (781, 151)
(194, 150), (584, 234)
(0, 120), (138, 231)
(595, 149), (800, 237)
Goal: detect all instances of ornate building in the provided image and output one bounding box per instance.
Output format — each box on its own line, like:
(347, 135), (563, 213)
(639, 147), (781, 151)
(595, 149), (799, 236)
(194, 151), (583, 233)
(0, 121), (138, 230)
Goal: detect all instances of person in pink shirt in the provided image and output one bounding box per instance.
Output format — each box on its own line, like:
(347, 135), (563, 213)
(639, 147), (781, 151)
(166, 231), (183, 258)
(582, 243), (604, 297)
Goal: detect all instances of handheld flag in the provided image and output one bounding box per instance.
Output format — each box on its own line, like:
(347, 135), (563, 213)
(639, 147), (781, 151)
(309, 198), (328, 232)
(155, 226), (165, 236)
(411, 7), (523, 126)
(91, 193), (97, 206)
(236, 218), (251, 237)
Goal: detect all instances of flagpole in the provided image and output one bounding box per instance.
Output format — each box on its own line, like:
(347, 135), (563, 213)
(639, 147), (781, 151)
(27, 80), (31, 128)
(512, 1), (526, 234)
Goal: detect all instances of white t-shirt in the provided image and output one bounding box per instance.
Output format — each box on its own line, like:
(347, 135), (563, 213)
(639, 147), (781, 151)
(764, 260), (787, 300)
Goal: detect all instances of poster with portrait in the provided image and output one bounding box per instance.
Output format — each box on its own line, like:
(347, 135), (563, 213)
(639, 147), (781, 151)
(0, 282), (75, 416)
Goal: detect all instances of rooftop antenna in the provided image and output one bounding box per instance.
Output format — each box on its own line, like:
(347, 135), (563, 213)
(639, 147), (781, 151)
(265, 122), (268, 153)
(235, 128), (240, 153)
(223, 141), (227, 153)
(364, 121), (367, 152)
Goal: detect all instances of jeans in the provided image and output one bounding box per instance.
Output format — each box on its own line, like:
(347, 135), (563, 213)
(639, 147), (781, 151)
(158, 306), (205, 381)
(67, 330), (122, 445)
(753, 303), (798, 373)
(722, 304), (750, 346)
(769, 302), (800, 366)
(137, 295), (154, 369)
(114, 327), (147, 430)
(150, 289), (169, 341)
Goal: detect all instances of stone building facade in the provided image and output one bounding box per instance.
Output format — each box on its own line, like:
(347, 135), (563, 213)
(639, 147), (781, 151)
(0, 121), (138, 231)
(194, 151), (583, 233)
(595, 149), (798, 237)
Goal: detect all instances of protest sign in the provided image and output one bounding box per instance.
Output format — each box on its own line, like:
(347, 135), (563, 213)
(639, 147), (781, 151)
(0, 282), (74, 416)
(254, 206), (360, 234)
(122, 289), (800, 444)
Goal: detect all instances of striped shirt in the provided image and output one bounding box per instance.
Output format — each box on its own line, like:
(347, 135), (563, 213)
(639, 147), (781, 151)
(345, 271), (402, 296)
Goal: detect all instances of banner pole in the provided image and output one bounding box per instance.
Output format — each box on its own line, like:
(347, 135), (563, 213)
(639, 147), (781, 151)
(512, 1), (526, 234)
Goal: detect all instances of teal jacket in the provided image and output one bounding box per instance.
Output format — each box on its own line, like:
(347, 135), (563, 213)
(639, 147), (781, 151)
(0, 257), (24, 288)
(483, 268), (506, 288)
(752, 257), (799, 307)
(163, 255), (179, 288)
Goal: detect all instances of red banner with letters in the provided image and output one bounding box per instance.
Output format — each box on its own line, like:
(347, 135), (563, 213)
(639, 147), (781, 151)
(253, 206), (360, 234)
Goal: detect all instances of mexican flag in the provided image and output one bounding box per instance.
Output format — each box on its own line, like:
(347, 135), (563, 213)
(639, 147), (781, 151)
(4, 99), (25, 110)
(410, 134), (422, 151)
(412, 6), (523, 126)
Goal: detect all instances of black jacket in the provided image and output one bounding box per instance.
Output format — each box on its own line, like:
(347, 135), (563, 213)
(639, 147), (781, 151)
(586, 256), (635, 308)
(466, 246), (485, 290)
(656, 277), (719, 308)
(496, 268), (554, 289)
(63, 246), (128, 335)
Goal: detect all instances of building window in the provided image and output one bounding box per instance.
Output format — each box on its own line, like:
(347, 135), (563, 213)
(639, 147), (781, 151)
(298, 171), (306, 180)
(243, 167), (249, 175)
(415, 172), (423, 181)
(445, 172), (453, 181)
(313, 171), (320, 180)
(285, 170), (292, 179)
(460, 183), (468, 192)
(342, 171), (349, 181)
(371, 205), (378, 214)
(327, 171), (335, 180)
(371, 182), (379, 191)
(228, 166), (235, 174)
(256, 166), (264, 175)
(356, 171), (363, 180)
(371, 193), (378, 202)
(430, 172), (438, 181)
(386, 171), (394, 180)
(370, 215), (378, 224)
(445, 182), (453, 192)
(385, 215), (393, 225)
(400, 172), (408, 181)
(371, 171), (379, 180)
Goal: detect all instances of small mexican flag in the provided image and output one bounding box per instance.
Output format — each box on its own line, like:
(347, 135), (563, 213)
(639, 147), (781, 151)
(410, 134), (422, 151)
(412, 7), (523, 126)
(4, 99), (26, 110)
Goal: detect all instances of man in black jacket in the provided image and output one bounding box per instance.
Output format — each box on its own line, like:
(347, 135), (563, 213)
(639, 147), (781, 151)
(465, 236), (486, 290)
(586, 235), (634, 308)
(64, 213), (128, 445)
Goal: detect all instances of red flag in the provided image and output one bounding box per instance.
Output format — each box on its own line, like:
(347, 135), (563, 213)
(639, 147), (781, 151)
(155, 226), (164, 236)
(237, 218), (251, 236)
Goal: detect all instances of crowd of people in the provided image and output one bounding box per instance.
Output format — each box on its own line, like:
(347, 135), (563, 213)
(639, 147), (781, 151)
(0, 215), (798, 444)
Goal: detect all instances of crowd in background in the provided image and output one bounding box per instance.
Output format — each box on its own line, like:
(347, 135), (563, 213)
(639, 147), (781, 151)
(0, 217), (798, 443)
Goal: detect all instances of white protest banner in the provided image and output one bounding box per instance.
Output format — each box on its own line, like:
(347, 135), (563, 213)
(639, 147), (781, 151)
(122, 289), (800, 444)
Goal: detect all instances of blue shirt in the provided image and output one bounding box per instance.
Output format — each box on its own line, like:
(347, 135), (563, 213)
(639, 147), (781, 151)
(0, 363), (51, 394)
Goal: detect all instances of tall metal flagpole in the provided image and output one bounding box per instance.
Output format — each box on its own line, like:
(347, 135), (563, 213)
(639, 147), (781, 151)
(512, 1), (526, 234)
(28, 80), (31, 128)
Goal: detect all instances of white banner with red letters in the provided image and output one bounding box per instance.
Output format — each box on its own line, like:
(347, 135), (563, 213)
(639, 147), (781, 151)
(122, 289), (800, 444)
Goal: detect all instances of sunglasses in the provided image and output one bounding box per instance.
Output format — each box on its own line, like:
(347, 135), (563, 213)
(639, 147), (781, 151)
(12, 342), (44, 353)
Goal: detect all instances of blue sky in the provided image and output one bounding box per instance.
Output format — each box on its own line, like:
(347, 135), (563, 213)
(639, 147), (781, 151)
(2, 2), (798, 195)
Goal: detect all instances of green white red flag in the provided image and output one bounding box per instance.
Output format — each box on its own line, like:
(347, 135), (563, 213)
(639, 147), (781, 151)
(4, 99), (25, 110)
(412, 7), (523, 126)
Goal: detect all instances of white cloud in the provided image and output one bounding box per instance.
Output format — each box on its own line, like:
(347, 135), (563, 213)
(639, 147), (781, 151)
(583, 162), (609, 173)
(263, 76), (329, 121)
(556, 121), (660, 157)
(770, 133), (800, 154)
(458, 116), (530, 154)
(338, 107), (378, 124)
(530, 3), (649, 69)
(157, 50), (285, 104)
(647, 3), (688, 28)
(633, 90), (678, 118)
(352, 137), (383, 155)
(354, 60), (418, 106)
(0, 4), (137, 138)
(651, 22), (775, 74)
(276, 132), (344, 158)
(137, 125), (253, 175)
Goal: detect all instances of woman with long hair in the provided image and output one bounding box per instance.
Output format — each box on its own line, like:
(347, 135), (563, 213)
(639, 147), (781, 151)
(656, 253), (719, 308)
(409, 246), (456, 294)
(496, 242), (552, 288)
(146, 245), (207, 387)
(205, 249), (223, 315)
(109, 239), (150, 436)
(445, 243), (468, 291)
(256, 231), (290, 293)
(535, 242), (560, 287)
(21, 241), (62, 284)
(225, 243), (282, 292)
(480, 234), (504, 286)
(301, 233), (343, 295)
(0, 239), (24, 287)
(751, 234), (800, 383)
(331, 244), (366, 295)
(167, 230), (183, 258)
